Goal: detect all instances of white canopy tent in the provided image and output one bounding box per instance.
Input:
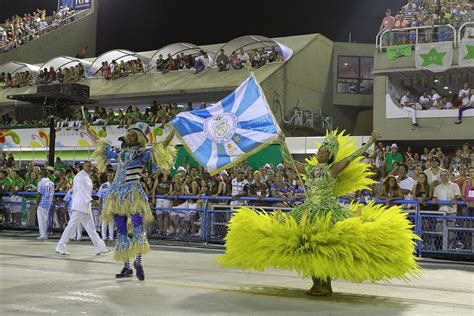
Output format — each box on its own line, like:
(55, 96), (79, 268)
(145, 43), (216, 72)
(215, 35), (293, 64)
(88, 49), (147, 77)
(38, 56), (92, 73)
(0, 61), (40, 76)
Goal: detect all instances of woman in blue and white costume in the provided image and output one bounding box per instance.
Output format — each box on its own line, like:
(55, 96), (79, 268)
(85, 121), (175, 281)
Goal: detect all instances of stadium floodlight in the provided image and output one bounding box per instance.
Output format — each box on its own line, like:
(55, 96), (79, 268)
(443, 86), (449, 90)
(434, 79), (439, 82)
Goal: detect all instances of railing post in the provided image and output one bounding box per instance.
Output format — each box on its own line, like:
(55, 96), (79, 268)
(203, 197), (209, 244)
(415, 203), (422, 257)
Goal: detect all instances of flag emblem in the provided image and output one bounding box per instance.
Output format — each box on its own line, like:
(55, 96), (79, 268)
(170, 75), (281, 175)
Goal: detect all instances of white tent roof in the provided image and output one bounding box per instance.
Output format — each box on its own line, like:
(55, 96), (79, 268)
(0, 61), (40, 75)
(38, 56), (92, 73)
(145, 43), (216, 72)
(216, 35), (293, 62)
(88, 49), (146, 76)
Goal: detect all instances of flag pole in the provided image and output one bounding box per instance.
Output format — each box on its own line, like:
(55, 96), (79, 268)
(278, 133), (308, 198)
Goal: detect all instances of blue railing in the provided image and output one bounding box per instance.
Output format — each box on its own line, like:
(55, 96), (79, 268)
(0, 192), (472, 258)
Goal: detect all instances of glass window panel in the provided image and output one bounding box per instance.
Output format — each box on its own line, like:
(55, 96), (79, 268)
(359, 80), (373, 95)
(337, 79), (359, 94)
(360, 57), (373, 79)
(338, 56), (359, 79)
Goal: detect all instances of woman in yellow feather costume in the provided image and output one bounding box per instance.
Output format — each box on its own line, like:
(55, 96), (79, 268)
(217, 131), (420, 295)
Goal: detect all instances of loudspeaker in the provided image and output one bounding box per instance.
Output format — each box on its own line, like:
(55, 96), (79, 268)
(37, 83), (90, 98)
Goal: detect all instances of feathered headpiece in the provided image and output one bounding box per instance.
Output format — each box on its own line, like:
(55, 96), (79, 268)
(319, 131), (338, 159)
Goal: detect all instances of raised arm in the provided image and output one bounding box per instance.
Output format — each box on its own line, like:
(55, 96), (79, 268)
(331, 132), (381, 178)
(82, 120), (100, 144)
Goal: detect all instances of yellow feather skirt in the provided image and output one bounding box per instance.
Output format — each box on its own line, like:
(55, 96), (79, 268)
(216, 203), (421, 283)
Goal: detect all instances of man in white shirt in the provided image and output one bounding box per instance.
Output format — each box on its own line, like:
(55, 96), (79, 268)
(400, 90), (420, 126)
(430, 88), (442, 109)
(397, 163), (415, 201)
(418, 90), (432, 109)
(230, 170), (249, 207)
(424, 155), (445, 188)
(35, 169), (55, 240)
(55, 161), (109, 255)
(432, 170), (461, 214)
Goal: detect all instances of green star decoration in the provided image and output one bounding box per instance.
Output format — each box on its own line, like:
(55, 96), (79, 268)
(419, 48), (446, 67)
(463, 45), (474, 60)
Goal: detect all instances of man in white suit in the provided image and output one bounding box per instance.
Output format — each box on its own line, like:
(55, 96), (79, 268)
(55, 161), (109, 256)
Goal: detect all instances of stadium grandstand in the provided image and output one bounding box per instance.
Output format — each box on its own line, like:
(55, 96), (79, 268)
(0, 1), (473, 315)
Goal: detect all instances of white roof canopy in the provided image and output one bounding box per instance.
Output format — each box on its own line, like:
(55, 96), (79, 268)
(38, 56), (92, 73)
(145, 43), (215, 72)
(216, 35), (293, 62)
(88, 49), (146, 76)
(0, 61), (40, 75)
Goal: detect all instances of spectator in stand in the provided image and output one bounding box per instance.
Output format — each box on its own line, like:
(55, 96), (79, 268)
(424, 155), (444, 187)
(454, 164), (469, 192)
(394, 14), (409, 44)
(450, 148), (465, 175)
(229, 51), (242, 69)
(380, 9), (396, 43)
(430, 88), (442, 109)
(402, 0), (417, 24)
(400, 90), (420, 126)
(153, 168), (172, 235)
(163, 53), (177, 74)
(385, 143), (403, 173)
(194, 51), (213, 74)
(247, 170), (269, 206)
(237, 48), (250, 66)
(10, 169), (25, 225)
(54, 157), (65, 171)
(397, 163), (415, 203)
(216, 49), (230, 72)
(379, 175), (404, 206)
(413, 172), (433, 206)
(455, 88), (474, 124)
(418, 90), (432, 109)
(432, 169), (460, 216)
(423, 8), (437, 42)
(461, 166), (474, 217)
(156, 54), (165, 72)
(230, 169), (248, 207)
(270, 171), (292, 208)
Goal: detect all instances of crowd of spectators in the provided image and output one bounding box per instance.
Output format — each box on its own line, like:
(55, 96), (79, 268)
(399, 81), (474, 125)
(379, 0), (474, 46)
(95, 59), (144, 80)
(155, 47), (284, 75)
(1, 63), (85, 89)
(0, 7), (77, 53)
(0, 141), (472, 248)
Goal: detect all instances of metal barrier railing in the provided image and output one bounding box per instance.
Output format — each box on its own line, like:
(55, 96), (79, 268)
(376, 24), (457, 52)
(458, 22), (474, 44)
(0, 192), (472, 257)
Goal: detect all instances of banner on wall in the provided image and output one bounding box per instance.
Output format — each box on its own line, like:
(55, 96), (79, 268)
(386, 45), (412, 60)
(458, 39), (474, 67)
(59, 0), (92, 11)
(0, 126), (170, 149)
(415, 42), (453, 73)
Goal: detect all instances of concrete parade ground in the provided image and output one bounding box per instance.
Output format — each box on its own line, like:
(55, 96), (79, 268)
(0, 232), (473, 316)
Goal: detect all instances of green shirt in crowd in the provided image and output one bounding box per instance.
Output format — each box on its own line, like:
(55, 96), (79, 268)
(0, 177), (13, 191)
(385, 152), (403, 172)
(54, 161), (65, 170)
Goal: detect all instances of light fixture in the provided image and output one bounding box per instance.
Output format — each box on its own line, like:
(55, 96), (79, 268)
(344, 63), (348, 66)
(443, 86), (449, 90)
(449, 91), (452, 94)
(434, 79), (439, 83)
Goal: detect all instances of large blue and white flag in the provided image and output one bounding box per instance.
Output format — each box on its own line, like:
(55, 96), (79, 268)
(170, 75), (281, 175)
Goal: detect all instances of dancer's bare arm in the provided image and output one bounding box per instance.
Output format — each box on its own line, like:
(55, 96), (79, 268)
(331, 131), (381, 178)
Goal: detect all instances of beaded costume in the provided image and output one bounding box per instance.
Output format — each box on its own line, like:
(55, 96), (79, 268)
(92, 123), (176, 261)
(217, 131), (420, 284)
